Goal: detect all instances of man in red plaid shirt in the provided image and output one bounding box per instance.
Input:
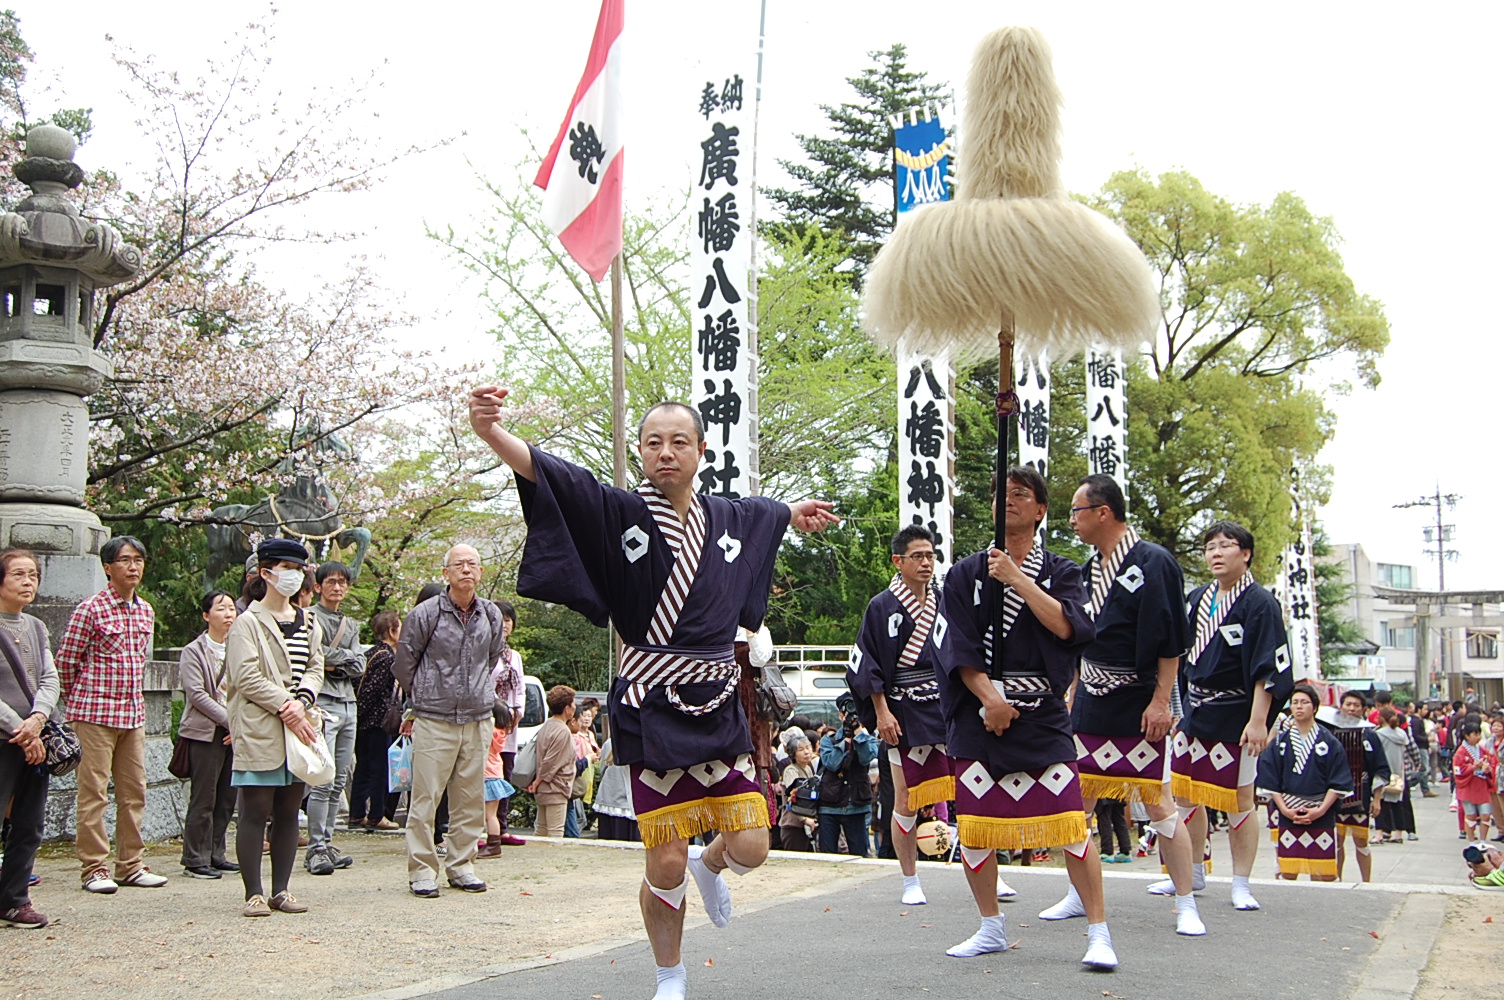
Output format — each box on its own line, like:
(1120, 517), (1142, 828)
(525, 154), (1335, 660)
(56, 536), (167, 893)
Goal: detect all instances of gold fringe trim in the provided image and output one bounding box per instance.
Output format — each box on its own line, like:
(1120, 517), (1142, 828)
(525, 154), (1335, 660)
(1278, 856), (1338, 877)
(1171, 774), (1240, 814)
(1336, 823), (1370, 838)
(905, 775), (956, 811)
(1080, 773), (1165, 805)
(636, 792), (769, 849)
(958, 811), (1087, 851)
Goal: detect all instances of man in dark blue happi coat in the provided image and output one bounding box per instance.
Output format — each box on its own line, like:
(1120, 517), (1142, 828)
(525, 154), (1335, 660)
(469, 387), (838, 1000)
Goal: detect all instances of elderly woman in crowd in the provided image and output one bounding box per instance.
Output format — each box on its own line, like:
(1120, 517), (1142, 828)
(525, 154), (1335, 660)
(225, 539), (324, 917)
(778, 734), (818, 852)
(0, 549), (58, 929)
(178, 590), (241, 879)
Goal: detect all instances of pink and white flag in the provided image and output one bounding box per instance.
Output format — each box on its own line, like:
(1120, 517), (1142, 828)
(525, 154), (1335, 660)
(534, 0), (623, 283)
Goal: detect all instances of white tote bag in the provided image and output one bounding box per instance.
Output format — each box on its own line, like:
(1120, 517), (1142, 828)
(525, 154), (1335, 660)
(285, 703), (336, 786)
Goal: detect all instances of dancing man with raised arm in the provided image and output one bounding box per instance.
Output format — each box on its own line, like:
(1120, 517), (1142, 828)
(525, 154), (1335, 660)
(468, 387), (839, 1000)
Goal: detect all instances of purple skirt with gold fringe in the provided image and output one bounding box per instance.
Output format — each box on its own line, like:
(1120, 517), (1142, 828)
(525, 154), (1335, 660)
(890, 743), (956, 810)
(630, 754), (768, 848)
(953, 758), (1088, 851)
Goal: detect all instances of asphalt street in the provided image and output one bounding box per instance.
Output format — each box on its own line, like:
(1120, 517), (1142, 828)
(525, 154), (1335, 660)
(422, 863), (1401, 1000)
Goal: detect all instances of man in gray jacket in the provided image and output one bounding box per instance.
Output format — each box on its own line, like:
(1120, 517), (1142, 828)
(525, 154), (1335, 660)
(393, 544), (507, 897)
(306, 561), (365, 876)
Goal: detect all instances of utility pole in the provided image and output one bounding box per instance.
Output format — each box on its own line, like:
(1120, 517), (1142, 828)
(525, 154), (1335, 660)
(1395, 485), (1462, 697)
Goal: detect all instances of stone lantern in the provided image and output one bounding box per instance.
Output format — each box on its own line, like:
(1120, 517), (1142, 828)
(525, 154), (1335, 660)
(0, 124), (141, 638)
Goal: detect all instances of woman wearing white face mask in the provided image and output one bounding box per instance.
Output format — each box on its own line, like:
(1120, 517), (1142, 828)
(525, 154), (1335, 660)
(224, 539), (325, 917)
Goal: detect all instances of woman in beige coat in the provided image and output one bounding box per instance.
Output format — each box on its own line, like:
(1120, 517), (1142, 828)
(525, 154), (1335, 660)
(225, 539), (324, 917)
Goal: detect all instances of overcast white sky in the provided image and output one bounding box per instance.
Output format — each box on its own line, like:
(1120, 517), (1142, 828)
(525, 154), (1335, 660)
(21, 1), (1503, 590)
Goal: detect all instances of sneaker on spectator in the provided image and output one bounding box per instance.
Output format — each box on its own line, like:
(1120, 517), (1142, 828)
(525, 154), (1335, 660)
(120, 868), (167, 889)
(330, 847), (354, 869)
(213, 860), (241, 873)
(27, 873), (40, 886)
(83, 869), (118, 894)
(306, 847), (335, 876)
(410, 879), (440, 898)
(243, 894), (272, 917)
(0, 904), (47, 929)
(447, 873), (487, 892)
(183, 865), (222, 879)
(1471, 868), (1504, 890)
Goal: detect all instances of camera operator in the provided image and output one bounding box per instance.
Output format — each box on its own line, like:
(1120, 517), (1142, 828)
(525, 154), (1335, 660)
(818, 693), (880, 856)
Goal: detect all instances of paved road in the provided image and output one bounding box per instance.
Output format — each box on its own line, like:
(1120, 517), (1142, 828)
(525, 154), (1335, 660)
(405, 791), (1469, 1000)
(421, 868), (1400, 1000)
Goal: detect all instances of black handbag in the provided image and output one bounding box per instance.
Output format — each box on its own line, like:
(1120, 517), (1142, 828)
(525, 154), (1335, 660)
(0, 622), (83, 776)
(787, 773), (820, 817)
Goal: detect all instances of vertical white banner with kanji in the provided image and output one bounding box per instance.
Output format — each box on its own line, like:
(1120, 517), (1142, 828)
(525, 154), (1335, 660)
(1086, 348), (1127, 501)
(1275, 466), (1320, 680)
(691, 14), (758, 498)
(898, 343), (954, 571)
(1016, 352), (1050, 534)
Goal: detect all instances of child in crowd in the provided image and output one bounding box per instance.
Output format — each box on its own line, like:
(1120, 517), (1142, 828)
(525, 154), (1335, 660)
(478, 706), (516, 858)
(1453, 723), (1496, 842)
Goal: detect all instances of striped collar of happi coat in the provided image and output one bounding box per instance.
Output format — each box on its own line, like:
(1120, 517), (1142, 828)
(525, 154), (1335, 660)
(887, 574), (936, 673)
(1087, 526), (1141, 619)
(997, 540), (1046, 641)
(634, 481), (708, 646)
(1187, 572), (1253, 666)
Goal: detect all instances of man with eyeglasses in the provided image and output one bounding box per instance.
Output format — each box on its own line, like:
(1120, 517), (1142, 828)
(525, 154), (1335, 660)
(392, 544), (509, 898)
(1039, 474), (1201, 934)
(848, 525), (958, 905)
(56, 536), (168, 893)
(1174, 520), (1293, 912)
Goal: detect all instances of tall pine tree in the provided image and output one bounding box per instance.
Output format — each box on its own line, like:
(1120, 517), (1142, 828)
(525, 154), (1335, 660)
(763, 44), (948, 279)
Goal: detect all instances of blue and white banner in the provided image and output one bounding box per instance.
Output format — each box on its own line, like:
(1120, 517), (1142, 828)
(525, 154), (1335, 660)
(892, 107), (951, 215)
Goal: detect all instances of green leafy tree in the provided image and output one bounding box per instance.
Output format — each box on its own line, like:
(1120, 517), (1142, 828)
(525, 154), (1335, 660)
(763, 43), (949, 277)
(1088, 170), (1390, 576)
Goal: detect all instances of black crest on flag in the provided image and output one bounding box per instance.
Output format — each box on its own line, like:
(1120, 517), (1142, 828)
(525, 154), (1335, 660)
(568, 122), (605, 183)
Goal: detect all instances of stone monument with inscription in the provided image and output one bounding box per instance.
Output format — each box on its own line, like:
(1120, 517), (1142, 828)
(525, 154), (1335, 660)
(0, 124), (140, 638)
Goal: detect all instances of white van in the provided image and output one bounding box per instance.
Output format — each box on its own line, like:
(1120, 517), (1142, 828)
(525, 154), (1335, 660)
(775, 645), (853, 728)
(512, 674), (548, 747)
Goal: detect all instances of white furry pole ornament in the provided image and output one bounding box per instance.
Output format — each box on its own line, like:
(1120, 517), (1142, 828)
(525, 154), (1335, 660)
(862, 27), (1159, 678)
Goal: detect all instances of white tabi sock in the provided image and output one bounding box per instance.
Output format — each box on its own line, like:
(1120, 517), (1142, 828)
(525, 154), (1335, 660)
(1231, 875), (1260, 911)
(1039, 882), (1086, 920)
(686, 845), (733, 927)
(1150, 860), (1205, 895)
(901, 874), (926, 906)
(1175, 892), (1206, 936)
(652, 962), (687, 1000)
(947, 914), (1007, 957)
(1082, 921), (1118, 969)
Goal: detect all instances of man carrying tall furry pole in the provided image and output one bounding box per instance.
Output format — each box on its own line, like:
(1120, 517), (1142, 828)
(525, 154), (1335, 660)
(935, 468), (1117, 969)
(1038, 473), (1203, 936)
(468, 388), (839, 1000)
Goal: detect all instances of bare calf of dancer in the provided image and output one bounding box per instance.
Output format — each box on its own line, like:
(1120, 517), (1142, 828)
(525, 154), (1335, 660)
(642, 828), (769, 998)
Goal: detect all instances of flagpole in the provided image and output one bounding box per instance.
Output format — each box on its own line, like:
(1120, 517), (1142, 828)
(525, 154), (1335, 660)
(611, 251), (626, 687)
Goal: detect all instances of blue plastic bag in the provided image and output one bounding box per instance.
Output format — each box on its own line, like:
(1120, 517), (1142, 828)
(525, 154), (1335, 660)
(388, 736), (413, 794)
